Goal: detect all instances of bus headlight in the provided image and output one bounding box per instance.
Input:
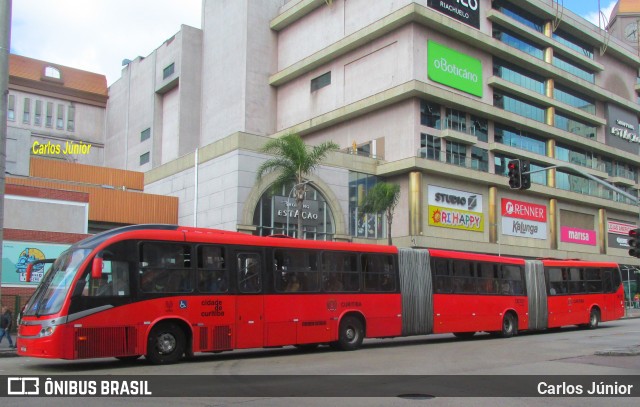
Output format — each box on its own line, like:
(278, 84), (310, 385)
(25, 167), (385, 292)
(41, 326), (56, 337)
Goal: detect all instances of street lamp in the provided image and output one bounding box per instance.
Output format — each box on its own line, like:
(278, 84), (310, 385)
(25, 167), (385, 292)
(286, 180), (311, 237)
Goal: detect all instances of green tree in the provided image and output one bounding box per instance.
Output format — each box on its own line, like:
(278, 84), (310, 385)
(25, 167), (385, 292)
(360, 182), (400, 246)
(256, 134), (339, 239)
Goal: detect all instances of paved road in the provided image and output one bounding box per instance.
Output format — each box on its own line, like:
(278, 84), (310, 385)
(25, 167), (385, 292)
(1, 313), (639, 406)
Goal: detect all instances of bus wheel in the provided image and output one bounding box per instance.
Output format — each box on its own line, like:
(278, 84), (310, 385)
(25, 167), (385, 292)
(146, 323), (185, 364)
(588, 309), (600, 329)
(336, 316), (364, 351)
(453, 332), (475, 339)
(500, 313), (517, 338)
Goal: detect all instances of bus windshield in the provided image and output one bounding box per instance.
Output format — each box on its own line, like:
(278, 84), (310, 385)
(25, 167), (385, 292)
(23, 249), (92, 317)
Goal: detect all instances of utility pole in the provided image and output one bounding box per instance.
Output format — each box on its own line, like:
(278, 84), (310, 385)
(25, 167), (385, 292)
(0, 0), (12, 304)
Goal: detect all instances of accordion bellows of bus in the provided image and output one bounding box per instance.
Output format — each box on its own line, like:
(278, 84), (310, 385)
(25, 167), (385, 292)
(17, 224), (625, 364)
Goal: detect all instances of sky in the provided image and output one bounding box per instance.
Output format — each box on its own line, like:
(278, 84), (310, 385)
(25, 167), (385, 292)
(9, 0), (619, 87)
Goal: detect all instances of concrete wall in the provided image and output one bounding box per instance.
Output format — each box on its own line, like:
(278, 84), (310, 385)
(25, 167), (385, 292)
(4, 195), (88, 234)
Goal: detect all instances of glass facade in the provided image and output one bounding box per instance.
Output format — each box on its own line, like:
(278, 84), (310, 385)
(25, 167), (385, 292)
(253, 183), (335, 240)
(494, 58), (545, 94)
(495, 124), (546, 156)
(493, 26), (544, 59)
(470, 116), (488, 142)
(420, 133), (442, 161)
(493, 0), (544, 32)
(555, 143), (603, 171)
(494, 92), (545, 123)
(552, 56), (595, 83)
(420, 101), (441, 129)
(349, 172), (385, 240)
(554, 112), (596, 139)
(554, 85), (595, 114)
(445, 108), (467, 132)
(552, 29), (594, 59)
(446, 141), (467, 166)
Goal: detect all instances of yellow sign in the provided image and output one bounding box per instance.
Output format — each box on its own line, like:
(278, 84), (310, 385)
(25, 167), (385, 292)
(32, 140), (92, 155)
(428, 205), (484, 232)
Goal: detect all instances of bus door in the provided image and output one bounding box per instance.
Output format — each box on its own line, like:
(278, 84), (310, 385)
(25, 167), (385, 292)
(234, 251), (264, 349)
(602, 268), (618, 321)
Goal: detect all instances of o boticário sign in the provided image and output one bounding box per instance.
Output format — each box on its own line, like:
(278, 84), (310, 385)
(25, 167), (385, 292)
(428, 40), (483, 97)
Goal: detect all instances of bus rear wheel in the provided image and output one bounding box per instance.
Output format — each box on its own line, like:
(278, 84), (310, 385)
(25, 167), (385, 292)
(146, 323), (185, 364)
(500, 313), (517, 338)
(587, 309), (600, 329)
(335, 316), (364, 351)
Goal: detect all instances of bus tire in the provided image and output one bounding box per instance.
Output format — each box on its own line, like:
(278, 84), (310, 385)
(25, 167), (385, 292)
(146, 323), (185, 364)
(500, 313), (517, 338)
(453, 332), (475, 339)
(587, 308), (600, 329)
(336, 316), (364, 351)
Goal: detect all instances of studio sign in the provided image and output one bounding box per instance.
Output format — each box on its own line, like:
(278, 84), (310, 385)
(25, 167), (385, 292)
(434, 192), (478, 211)
(611, 119), (640, 144)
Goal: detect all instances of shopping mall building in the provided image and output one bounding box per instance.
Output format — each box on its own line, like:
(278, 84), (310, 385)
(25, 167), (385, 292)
(103, 0), (640, 269)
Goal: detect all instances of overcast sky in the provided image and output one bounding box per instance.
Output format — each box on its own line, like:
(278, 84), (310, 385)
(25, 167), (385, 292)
(9, 0), (618, 87)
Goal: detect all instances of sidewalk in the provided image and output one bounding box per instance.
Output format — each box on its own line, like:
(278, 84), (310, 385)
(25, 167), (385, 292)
(0, 333), (18, 357)
(623, 307), (640, 319)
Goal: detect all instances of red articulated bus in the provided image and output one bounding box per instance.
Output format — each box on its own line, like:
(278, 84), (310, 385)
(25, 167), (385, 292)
(17, 224), (625, 364)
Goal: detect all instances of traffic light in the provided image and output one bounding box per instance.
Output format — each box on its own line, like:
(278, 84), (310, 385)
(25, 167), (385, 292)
(520, 160), (531, 190)
(629, 228), (640, 258)
(508, 159), (522, 189)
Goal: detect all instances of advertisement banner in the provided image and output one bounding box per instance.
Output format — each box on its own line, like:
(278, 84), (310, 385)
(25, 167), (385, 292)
(560, 226), (596, 246)
(428, 185), (483, 212)
(607, 220), (636, 249)
(501, 218), (547, 240)
(2, 241), (69, 285)
(428, 205), (484, 232)
(427, 41), (483, 97)
(501, 198), (547, 222)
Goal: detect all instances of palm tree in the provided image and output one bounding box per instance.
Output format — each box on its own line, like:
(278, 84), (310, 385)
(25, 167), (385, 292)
(256, 134), (339, 239)
(360, 182), (400, 246)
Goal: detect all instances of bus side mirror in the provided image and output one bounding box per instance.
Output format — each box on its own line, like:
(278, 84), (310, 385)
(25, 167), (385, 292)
(26, 263), (33, 283)
(92, 256), (103, 279)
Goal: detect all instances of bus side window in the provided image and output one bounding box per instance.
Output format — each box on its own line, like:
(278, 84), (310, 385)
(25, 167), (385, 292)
(432, 258), (451, 293)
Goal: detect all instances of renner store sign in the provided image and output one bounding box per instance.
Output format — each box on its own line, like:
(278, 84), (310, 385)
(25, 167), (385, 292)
(501, 198), (547, 240)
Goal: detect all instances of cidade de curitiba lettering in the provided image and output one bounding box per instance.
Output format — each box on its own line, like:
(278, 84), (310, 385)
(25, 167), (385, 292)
(512, 220), (538, 235)
(432, 56), (479, 83)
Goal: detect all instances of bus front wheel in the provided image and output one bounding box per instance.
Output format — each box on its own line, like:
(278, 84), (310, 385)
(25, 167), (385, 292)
(335, 316), (364, 351)
(146, 323), (186, 364)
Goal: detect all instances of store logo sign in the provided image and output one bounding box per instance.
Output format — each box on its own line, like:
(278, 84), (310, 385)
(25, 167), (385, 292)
(427, 0), (480, 28)
(428, 41), (482, 97)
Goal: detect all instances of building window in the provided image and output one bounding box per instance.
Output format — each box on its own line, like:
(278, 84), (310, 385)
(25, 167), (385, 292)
(46, 102), (53, 127)
(56, 104), (64, 129)
(67, 105), (75, 131)
(554, 85), (595, 114)
(348, 173), (384, 240)
(552, 29), (594, 59)
(23, 98), (31, 124)
(471, 147), (488, 172)
(493, 58), (545, 94)
(310, 72), (331, 92)
(140, 152), (150, 165)
(494, 124), (546, 156)
(44, 66), (61, 79)
(470, 116), (488, 142)
(141, 128), (151, 141)
(493, 0), (544, 32)
(555, 143), (602, 171)
(493, 91), (545, 123)
(7, 94), (14, 121)
(163, 63), (175, 79)
(420, 100), (441, 129)
(554, 112), (596, 139)
(493, 26), (544, 59)
(34, 100), (42, 126)
(446, 141), (467, 166)
(445, 108), (467, 133)
(553, 56), (595, 83)
(420, 133), (441, 160)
